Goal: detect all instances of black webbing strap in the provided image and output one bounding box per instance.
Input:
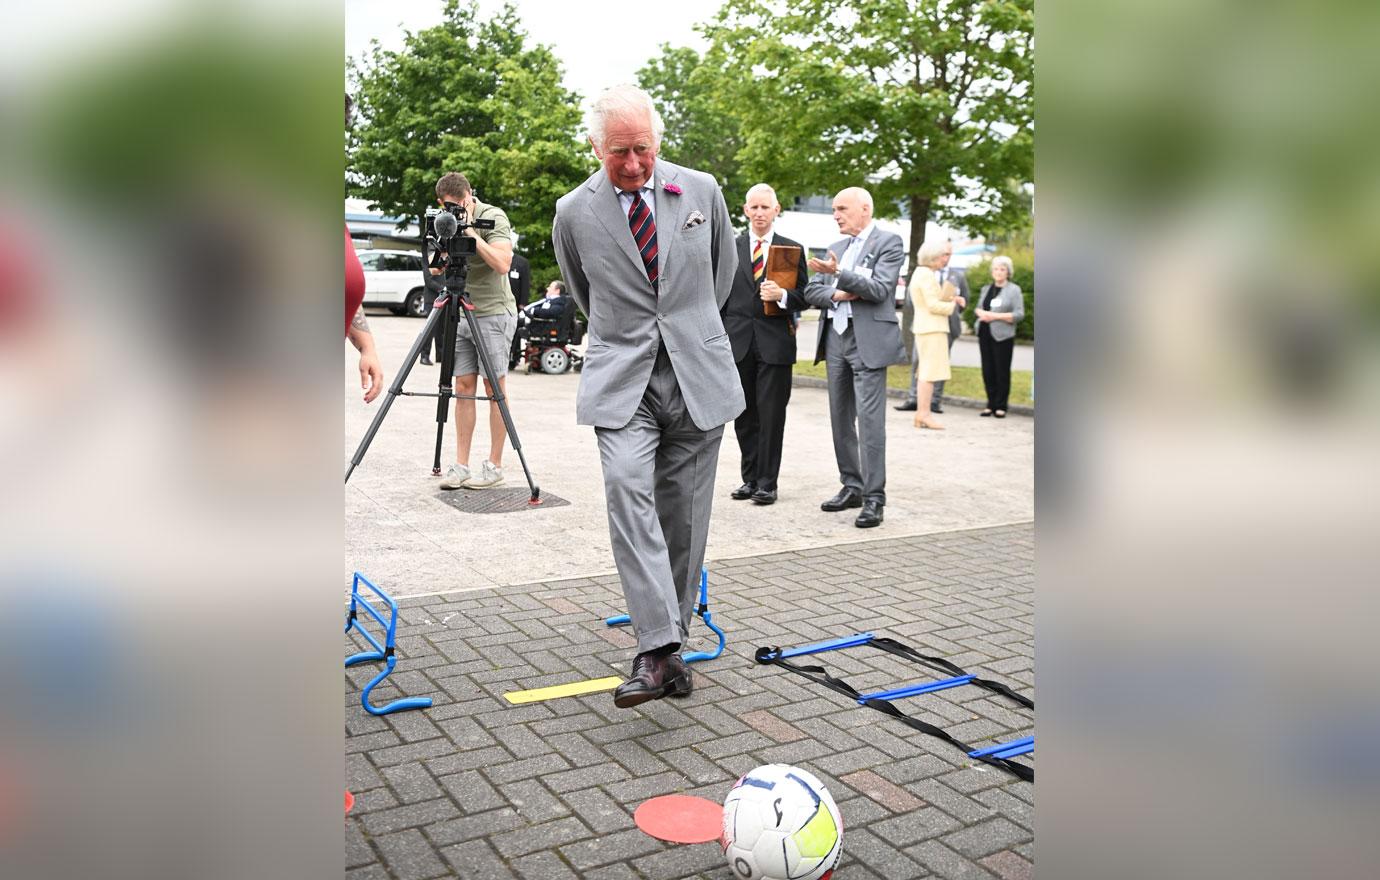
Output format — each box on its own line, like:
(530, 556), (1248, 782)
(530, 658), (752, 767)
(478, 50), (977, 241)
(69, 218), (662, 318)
(869, 637), (1035, 710)
(753, 646), (1035, 783)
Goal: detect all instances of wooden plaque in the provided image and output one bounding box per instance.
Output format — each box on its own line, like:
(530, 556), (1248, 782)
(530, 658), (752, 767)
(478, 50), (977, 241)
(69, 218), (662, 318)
(763, 244), (801, 316)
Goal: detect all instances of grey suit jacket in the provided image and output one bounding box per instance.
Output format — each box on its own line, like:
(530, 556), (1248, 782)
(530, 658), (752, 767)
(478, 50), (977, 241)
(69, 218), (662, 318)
(802, 228), (908, 369)
(942, 267), (970, 339)
(552, 160), (744, 431)
(978, 281), (1025, 343)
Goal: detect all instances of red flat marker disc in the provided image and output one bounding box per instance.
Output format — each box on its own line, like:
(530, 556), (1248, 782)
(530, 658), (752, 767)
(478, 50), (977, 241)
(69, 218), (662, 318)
(345, 791), (355, 815)
(634, 795), (724, 844)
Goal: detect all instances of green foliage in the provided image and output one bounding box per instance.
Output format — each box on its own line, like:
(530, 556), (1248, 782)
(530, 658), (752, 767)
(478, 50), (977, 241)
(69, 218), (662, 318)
(638, 45), (752, 207)
(347, 0), (590, 285)
(641, 0), (1033, 261)
(962, 246), (1035, 341)
(792, 361), (1034, 406)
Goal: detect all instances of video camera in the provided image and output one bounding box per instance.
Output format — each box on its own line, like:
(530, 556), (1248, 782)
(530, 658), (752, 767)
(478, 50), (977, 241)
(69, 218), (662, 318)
(424, 201), (495, 261)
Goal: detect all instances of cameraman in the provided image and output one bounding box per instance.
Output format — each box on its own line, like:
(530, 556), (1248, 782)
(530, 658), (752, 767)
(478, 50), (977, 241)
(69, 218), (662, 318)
(431, 171), (517, 490)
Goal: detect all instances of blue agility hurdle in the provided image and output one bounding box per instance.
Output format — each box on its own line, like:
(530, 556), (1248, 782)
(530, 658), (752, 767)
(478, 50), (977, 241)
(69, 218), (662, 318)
(604, 567), (726, 663)
(345, 572), (433, 716)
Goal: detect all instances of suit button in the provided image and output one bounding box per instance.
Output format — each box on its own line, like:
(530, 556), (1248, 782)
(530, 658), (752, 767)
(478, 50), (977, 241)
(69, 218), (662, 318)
(657, 314), (666, 321)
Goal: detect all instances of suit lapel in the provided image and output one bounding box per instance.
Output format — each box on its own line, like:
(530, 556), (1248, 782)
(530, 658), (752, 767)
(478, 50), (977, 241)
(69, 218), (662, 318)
(854, 227), (879, 268)
(737, 233), (754, 288)
(586, 172), (647, 280)
(653, 162), (691, 281)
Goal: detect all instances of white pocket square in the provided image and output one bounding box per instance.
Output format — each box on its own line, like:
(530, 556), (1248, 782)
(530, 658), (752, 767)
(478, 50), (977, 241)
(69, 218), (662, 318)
(681, 211), (706, 230)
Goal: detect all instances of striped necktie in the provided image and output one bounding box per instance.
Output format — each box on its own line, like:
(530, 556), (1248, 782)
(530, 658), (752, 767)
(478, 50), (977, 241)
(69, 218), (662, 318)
(627, 190), (659, 292)
(752, 239), (765, 281)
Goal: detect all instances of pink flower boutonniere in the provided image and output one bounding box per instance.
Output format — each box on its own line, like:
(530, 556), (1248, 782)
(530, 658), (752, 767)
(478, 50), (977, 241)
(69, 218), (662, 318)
(662, 182), (682, 196)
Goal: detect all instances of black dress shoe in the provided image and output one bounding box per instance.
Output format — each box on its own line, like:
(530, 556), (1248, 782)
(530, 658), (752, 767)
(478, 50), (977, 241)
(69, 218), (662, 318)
(855, 500), (884, 528)
(930, 404), (944, 414)
(419, 355), (434, 366)
(613, 651), (674, 708)
(750, 488), (777, 505)
(730, 482), (756, 500)
(894, 401), (918, 411)
(664, 654), (693, 698)
(820, 488), (864, 512)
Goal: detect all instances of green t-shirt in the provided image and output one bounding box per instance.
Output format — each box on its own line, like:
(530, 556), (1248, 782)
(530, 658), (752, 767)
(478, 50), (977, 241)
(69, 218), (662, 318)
(460, 200), (516, 316)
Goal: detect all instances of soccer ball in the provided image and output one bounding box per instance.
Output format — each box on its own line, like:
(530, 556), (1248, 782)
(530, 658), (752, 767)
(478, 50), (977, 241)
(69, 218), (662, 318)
(721, 764), (843, 880)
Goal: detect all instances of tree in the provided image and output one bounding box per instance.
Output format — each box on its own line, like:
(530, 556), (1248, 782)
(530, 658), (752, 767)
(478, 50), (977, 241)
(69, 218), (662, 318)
(638, 45), (752, 207)
(347, 0), (591, 285)
(650, 0), (1033, 268)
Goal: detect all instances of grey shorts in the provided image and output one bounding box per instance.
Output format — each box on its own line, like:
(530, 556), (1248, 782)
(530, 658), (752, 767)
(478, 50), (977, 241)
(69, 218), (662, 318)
(453, 311), (517, 379)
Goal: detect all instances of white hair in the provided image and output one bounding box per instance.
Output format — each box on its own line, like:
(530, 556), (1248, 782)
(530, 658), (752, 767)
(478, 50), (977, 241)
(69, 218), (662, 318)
(585, 84), (665, 151)
(745, 183), (778, 206)
(836, 186), (874, 212)
(992, 255), (1015, 275)
(917, 239), (948, 267)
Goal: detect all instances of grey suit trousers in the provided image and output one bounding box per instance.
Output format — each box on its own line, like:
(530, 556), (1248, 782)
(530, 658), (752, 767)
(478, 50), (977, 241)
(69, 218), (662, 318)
(595, 346), (724, 654)
(825, 325), (889, 504)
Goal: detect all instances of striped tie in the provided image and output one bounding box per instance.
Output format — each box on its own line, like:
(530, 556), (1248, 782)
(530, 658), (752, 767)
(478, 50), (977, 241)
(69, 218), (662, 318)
(627, 190), (659, 292)
(752, 239), (765, 280)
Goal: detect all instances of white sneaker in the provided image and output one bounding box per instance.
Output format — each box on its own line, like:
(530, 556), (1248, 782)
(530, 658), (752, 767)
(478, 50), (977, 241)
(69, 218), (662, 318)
(463, 460), (505, 489)
(439, 463), (471, 489)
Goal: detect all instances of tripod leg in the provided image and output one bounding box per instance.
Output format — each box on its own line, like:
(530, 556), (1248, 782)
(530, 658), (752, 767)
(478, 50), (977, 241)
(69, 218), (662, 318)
(462, 304), (541, 504)
(432, 292), (462, 476)
(346, 304), (449, 483)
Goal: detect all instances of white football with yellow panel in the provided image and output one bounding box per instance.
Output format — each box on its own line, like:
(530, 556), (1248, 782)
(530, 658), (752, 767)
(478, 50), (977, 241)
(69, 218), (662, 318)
(721, 763), (843, 880)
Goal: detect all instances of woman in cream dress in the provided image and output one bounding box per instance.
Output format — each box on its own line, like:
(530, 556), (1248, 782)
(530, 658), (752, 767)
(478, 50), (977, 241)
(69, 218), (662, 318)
(908, 240), (958, 429)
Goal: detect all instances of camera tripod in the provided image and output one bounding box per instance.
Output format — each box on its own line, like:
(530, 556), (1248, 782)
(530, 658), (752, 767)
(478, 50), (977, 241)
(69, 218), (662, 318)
(345, 247), (540, 506)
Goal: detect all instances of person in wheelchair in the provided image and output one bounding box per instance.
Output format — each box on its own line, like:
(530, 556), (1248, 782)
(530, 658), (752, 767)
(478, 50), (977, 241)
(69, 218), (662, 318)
(511, 280), (584, 373)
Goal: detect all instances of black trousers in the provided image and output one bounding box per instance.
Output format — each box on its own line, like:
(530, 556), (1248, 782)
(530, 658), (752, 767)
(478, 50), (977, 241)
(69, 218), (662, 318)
(978, 323), (1015, 410)
(423, 288), (443, 358)
(733, 341), (793, 492)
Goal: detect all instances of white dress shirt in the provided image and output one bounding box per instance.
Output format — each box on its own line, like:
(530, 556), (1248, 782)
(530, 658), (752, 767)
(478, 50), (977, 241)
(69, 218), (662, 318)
(616, 177), (657, 221)
(831, 222), (876, 334)
(751, 228), (778, 303)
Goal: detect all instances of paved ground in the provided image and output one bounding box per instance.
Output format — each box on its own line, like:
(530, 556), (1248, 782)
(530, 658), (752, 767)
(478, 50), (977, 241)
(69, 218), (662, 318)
(346, 314), (1034, 598)
(346, 523), (1034, 880)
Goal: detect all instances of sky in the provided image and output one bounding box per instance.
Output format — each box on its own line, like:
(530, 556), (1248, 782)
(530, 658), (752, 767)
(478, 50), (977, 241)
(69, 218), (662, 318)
(345, 0), (717, 108)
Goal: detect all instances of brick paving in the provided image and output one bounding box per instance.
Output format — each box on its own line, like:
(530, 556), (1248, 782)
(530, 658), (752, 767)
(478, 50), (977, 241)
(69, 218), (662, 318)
(346, 522), (1034, 879)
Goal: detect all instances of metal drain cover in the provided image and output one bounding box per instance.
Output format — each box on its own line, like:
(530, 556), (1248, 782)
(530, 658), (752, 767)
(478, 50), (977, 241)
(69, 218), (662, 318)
(436, 487), (571, 514)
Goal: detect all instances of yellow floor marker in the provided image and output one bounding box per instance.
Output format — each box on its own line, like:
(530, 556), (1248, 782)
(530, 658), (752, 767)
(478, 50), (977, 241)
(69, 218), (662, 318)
(503, 676), (623, 705)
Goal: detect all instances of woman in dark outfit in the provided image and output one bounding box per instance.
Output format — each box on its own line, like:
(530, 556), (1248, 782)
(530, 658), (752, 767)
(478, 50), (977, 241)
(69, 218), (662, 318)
(972, 255), (1024, 418)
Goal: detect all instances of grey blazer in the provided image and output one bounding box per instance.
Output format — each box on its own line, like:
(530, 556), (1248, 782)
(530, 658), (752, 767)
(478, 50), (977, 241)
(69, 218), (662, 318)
(978, 282), (1025, 343)
(552, 160), (744, 431)
(802, 228), (908, 369)
(942, 267), (970, 339)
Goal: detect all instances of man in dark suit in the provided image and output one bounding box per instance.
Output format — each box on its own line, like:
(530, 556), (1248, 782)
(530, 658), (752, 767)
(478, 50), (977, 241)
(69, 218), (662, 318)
(802, 187), (908, 528)
(508, 251), (532, 308)
(897, 239), (967, 413)
(419, 268), (443, 365)
(721, 184), (809, 506)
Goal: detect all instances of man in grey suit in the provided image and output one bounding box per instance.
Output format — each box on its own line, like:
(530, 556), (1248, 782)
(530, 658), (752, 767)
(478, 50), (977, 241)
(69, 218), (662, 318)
(802, 187), (908, 528)
(898, 239), (967, 413)
(552, 85), (742, 708)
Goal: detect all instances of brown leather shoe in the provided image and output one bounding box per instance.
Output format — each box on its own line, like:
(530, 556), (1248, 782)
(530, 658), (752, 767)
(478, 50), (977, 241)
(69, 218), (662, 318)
(664, 653), (693, 698)
(613, 651), (673, 708)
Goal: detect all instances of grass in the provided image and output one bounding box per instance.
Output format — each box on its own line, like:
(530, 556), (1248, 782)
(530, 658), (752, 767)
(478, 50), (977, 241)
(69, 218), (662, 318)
(793, 361), (1034, 408)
